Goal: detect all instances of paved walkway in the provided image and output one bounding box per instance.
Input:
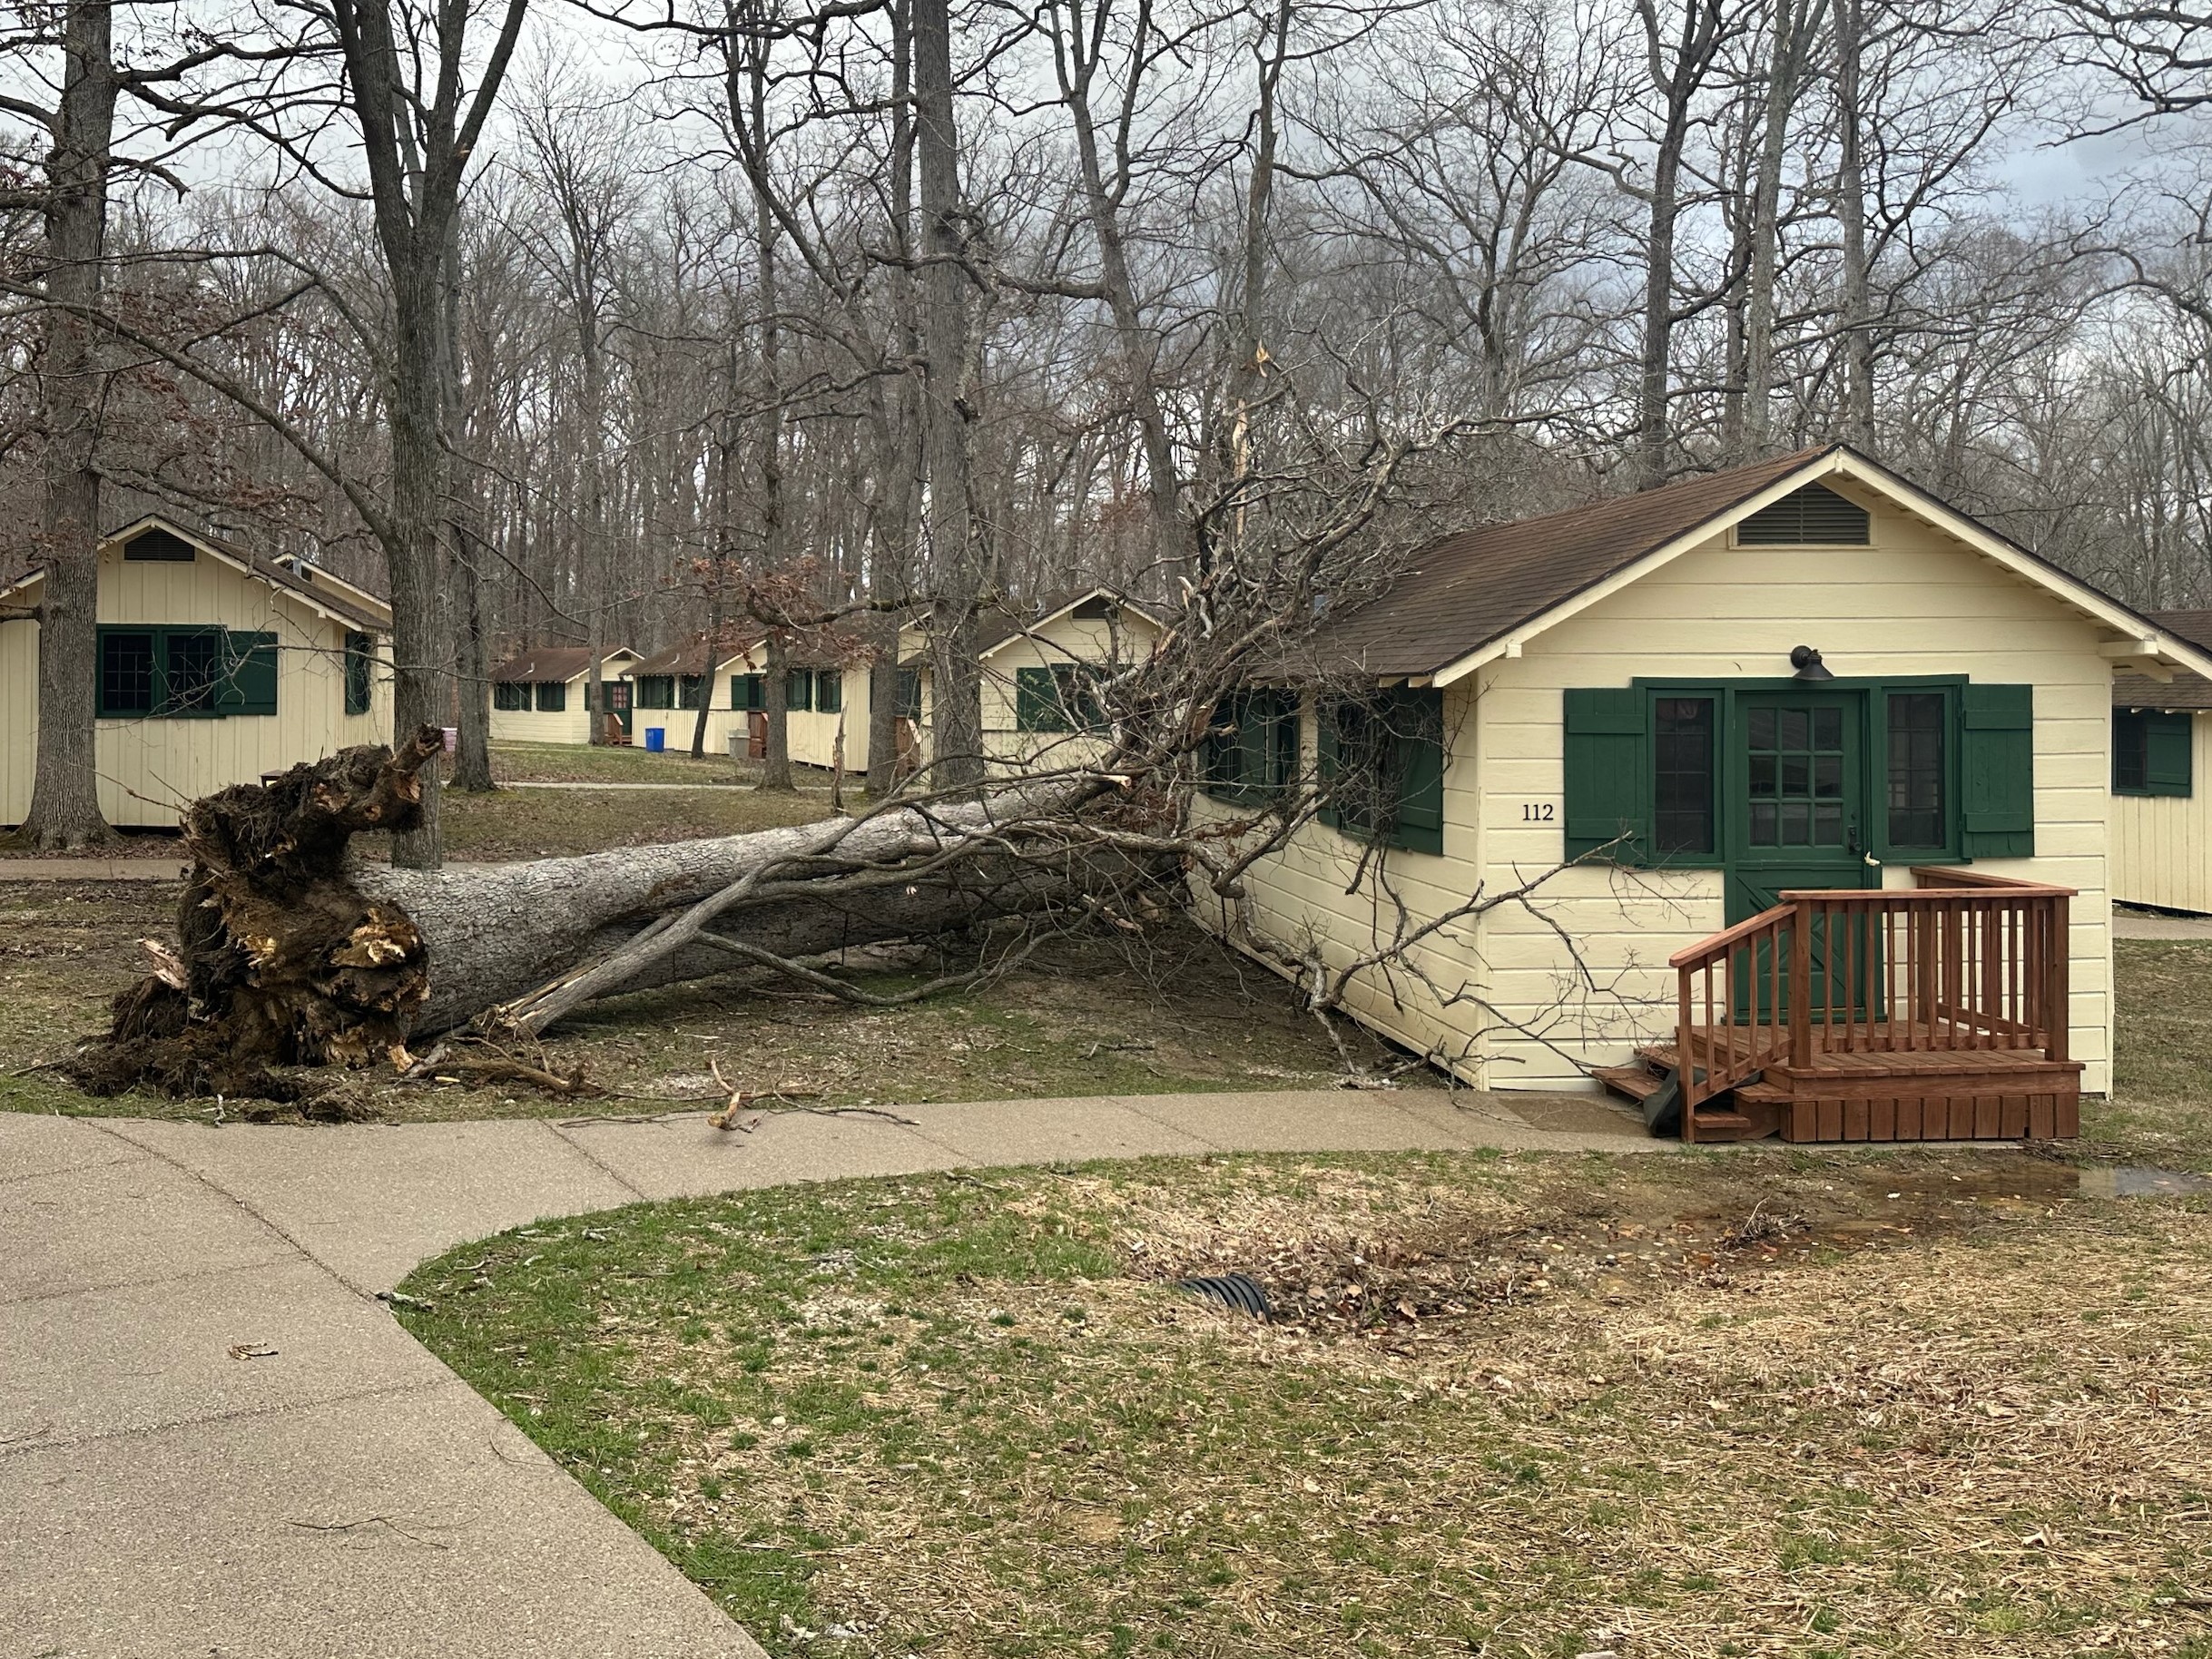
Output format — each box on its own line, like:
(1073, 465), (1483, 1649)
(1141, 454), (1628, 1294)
(0, 1089), (1654, 1656)
(0, 857), (188, 880)
(2114, 906), (2212, 940)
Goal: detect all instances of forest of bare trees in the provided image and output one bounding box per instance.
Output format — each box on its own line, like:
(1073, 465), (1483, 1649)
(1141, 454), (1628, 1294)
(2, 0), (2208, 853)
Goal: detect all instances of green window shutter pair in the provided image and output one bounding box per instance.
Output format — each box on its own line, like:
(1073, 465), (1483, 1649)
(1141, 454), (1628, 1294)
(786, 669), (814, 712)
(1961, 683), (2036, 857)
(1015, 666), (1067, 732)
(535, 681), (567, 713)
(1390, 692), (1445, 855)
(816, 671), (842, 714)
(343, 633), (374, 715)
(1562, 688), (1647, 862)
(731, 674), (764, 711)
(494, 682), (527, 712)
(96, 626), (276, 719)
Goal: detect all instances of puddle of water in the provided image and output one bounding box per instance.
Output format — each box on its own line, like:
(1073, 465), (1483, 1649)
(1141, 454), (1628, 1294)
(2077, 1166), (2212, 1199)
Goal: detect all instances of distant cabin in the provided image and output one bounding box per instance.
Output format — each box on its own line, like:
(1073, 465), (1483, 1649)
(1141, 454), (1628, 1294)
(489, 646), (641, 745)
(0, 515), (393, 829)
(2110, 610), (2212, 914)
(614, 592), (1161, 776)
(1192, 446), (2212, 1144)
(900, 589), (1165, 773)
(624, 632), (860, 769)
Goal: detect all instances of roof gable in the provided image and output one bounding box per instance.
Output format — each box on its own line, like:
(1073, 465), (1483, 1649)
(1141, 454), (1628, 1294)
(100, 514), (393, 635)
(1294, 447), (2212, 692)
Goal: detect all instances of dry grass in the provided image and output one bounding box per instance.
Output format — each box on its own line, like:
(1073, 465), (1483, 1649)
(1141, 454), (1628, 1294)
(402, 1148), (2212, 1659)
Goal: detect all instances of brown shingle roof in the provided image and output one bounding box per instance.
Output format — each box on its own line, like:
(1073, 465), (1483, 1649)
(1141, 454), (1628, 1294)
(492, 645), (632, 683)
(1300, 447), (1835, 678)
(626, 626), (862, 681)
(2116, 611), (2212, 712)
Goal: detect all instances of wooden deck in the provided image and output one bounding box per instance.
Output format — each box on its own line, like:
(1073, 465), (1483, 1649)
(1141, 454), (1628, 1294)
(1599, 869), (2082, 1144)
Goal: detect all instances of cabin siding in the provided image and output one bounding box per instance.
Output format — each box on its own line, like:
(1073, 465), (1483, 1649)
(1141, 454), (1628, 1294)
(629, 647), (872, 774)
(489, 652), (637, 746)
(1204, 493), (2117, 1097)
(0, 540), (390, 827)
(2110, 711), (2212, 913)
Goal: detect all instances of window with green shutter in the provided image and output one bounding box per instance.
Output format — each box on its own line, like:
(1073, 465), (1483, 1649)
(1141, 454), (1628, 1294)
(96, 625), (275, 719)
(816, 670), (842, 714)
(535, 681), (567, 713)
(786, 668), (814, 712)
(344, 632), (374, 715)
(895, 668), (922, 721)
(677, 674), (705, 711)
(1319, 687), (1444, 856)
(494, 681), (529, 712)
(1202, 688), (1299, 802)
(1015, 666), (1064, 732)
(2114, 709), (2191, 798)
(636, 675), (674, 709)
(731, 673), (765, 711)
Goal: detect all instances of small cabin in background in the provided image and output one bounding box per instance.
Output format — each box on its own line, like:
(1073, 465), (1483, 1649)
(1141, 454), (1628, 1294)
(2110, 610), (2212, 915)
(489, 645), (641, 745)
(900, 589), (1164, 774)
(0, 515), (393, 828)
(624, 631), (866, 771)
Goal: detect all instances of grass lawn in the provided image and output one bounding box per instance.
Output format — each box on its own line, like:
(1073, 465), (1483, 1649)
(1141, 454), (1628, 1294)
(0, 879), (1371, 1123)
(492, 740), (753, 785)
(399, 1144), (2212, 1658)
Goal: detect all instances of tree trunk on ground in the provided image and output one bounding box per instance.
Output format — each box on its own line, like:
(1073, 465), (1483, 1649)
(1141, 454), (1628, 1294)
(70, 733), (1134, 1096)
(22, 0), (120, 850)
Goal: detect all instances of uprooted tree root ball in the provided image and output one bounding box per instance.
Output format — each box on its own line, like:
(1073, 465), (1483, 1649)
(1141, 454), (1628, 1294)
(64, 729), (446, 1100)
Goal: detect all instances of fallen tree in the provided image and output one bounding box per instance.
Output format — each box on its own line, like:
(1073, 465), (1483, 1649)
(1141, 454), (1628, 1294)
(69, 727), (1156, 1098)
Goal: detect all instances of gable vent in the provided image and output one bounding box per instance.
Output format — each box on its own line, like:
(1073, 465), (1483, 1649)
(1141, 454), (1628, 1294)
(1735, 483), (1870, 545)
(122, 526), (199, 563)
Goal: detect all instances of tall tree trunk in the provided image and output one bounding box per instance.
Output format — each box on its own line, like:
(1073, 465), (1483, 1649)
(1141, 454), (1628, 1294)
(1744, 0), (1815, 456)
(913, 0), (985, 790)
(443, 214), (496, 792)
(22, 0), (119, 849)
(762, 629), (793, 790)
(1834, 0), (1876, 448)
(383, 259), (450, 867)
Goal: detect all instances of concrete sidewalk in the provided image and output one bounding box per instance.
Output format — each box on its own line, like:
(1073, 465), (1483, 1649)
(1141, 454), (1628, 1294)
(0, 1088), (1653, 1656)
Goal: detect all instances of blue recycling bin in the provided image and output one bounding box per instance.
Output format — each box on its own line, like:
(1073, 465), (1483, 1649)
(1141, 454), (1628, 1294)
(644, 726), (665, 752)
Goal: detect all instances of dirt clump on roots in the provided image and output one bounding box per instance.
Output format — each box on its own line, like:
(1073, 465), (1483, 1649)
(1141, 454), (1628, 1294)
(62, 731), (442, 1102)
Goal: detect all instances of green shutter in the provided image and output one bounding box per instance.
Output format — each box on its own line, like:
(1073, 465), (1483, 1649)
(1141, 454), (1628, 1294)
(2147, 711), (2194, 798)
(536, 680), (567, 712)
(1562, 688), (1647, 863)
(1316, 698), (1342, 827)
(786, 668), (813, 712)
(217, 630), (279, 716)
(816, 670), (842, 714)
(1015, 666), (1064, 732)
(343, 633), (373, 715)
(1961, 682), (2034, 858)
(1388, 689), (1445, 855)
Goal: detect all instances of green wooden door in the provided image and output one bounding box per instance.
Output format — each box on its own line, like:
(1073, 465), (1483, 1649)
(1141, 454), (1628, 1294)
(1726, 692), (1882, 1019)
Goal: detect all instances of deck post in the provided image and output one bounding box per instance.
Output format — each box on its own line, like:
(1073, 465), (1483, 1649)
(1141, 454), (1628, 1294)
(1788, 899), (1812, 1070)
(2048, 894), (2069, 1065)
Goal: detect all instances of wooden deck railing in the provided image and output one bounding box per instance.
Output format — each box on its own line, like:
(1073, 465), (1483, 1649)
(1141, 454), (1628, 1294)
(1667, 869), (2072, 1134)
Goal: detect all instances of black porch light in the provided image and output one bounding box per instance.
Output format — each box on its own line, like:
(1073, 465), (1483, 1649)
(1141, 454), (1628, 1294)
(1790, 644), (1834, 681)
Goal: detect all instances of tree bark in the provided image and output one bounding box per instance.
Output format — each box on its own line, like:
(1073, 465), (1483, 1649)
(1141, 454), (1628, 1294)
(913, 0), (986, 790)
(23, 0), (120, 849)
(443, 214), (496, 792)
(1834, 0), (1877, 448)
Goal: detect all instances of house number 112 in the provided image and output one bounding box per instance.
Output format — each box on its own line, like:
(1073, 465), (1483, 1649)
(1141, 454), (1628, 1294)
(1521, 803), (1556, 822)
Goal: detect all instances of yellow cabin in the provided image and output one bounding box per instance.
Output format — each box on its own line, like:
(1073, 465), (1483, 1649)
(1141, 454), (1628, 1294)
(1192, 446), (2212, 1144)
(0, 515), (393, 829)
(2109, 611), (2212, 916)
(489, 645), (641, 745)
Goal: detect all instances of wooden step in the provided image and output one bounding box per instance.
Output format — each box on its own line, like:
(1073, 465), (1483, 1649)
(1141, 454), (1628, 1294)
(1594, 1063), (1666, 1104)
(1686, 1109), (1757, 1141)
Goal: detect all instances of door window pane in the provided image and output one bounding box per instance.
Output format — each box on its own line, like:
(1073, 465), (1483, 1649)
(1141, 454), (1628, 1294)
(1746, 697), (1850, 850)
(1887, 692), (1945, 848)
(1781, 708), (1808, 750)
(1653, 696), (1715, 854)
